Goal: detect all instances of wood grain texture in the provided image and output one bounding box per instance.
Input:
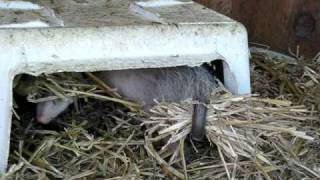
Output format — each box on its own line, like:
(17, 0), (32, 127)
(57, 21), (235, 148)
(195, 0), (320, 58)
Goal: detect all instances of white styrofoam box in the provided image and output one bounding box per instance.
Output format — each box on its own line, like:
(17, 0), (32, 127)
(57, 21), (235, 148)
(0, 0), (250, 173)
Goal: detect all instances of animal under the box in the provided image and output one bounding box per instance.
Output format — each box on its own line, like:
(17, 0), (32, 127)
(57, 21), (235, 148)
(36, 65), (217, 141)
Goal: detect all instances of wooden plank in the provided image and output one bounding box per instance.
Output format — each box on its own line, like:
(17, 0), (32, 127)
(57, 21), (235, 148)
(195, 0), (320, 58)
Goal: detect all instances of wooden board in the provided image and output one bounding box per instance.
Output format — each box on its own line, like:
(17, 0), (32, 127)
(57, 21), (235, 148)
(196, 0), (320, 58)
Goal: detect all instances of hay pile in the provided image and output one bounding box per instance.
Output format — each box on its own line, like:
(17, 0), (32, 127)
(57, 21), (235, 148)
(4, 47), (320, 179)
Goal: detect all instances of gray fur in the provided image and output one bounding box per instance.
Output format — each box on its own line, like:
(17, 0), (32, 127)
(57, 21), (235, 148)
(37, 66), (216, 140)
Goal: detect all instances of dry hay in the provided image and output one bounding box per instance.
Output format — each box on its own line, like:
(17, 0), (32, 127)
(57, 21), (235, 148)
(3, 47), (320, 179)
